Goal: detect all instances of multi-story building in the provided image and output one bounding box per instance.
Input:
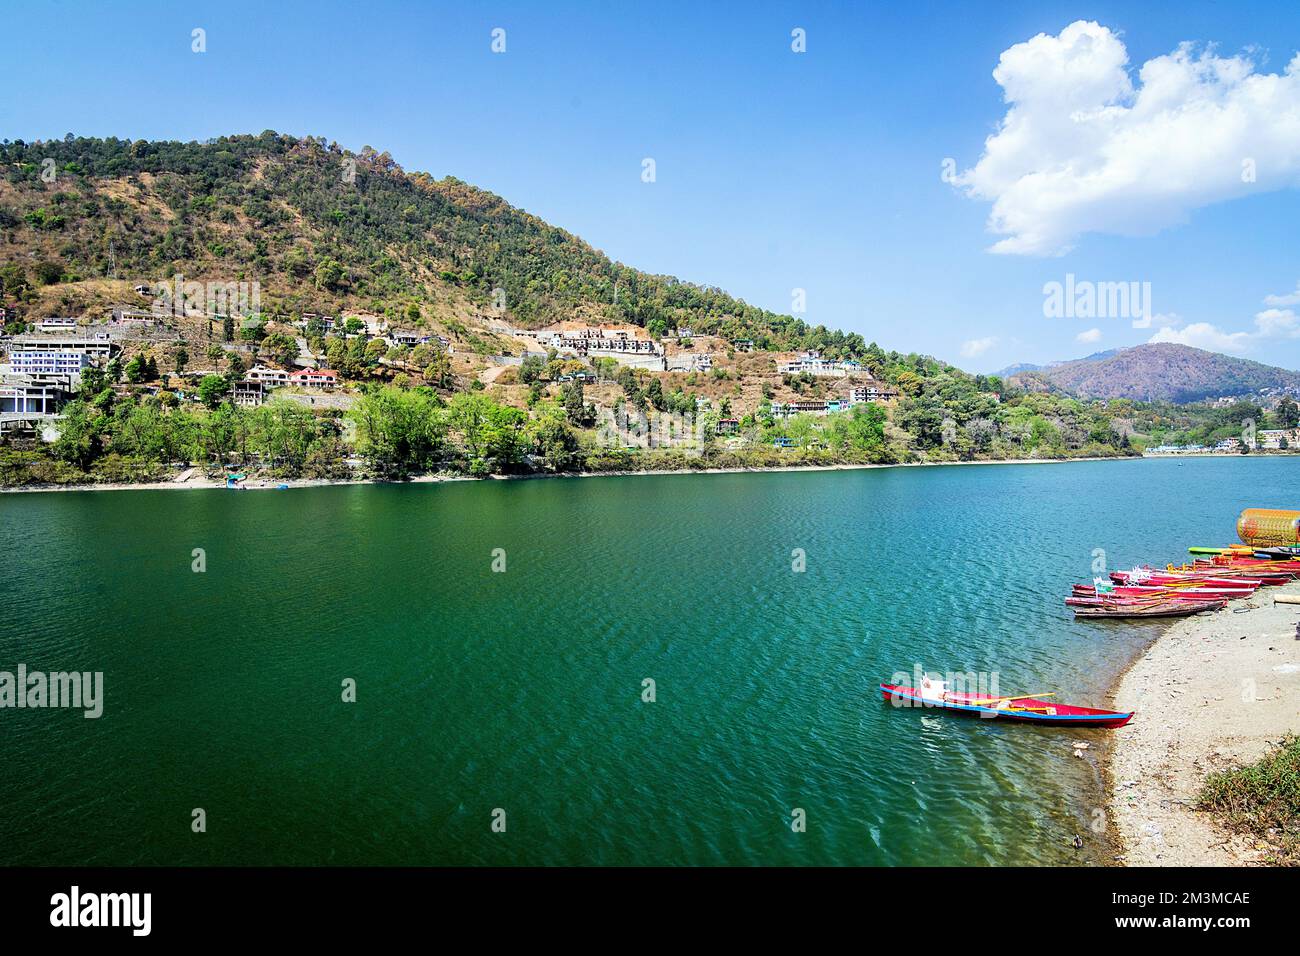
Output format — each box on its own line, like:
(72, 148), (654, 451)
(9, 333), (116, 361)
(770, 399), (848, 418)
(245, 365), (292, 386)
(0, 379), (72, 416)
(849, 383), (899, 403)
(6, 350), (91, 379)
(230, 380), (267, 407)
(1257, 428), (1300, 449)
(778, 351), (852, 377)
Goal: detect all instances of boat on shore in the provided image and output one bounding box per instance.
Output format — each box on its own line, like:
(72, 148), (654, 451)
(1070, 599), (1225, 618)
(879, 684), (1133, 728)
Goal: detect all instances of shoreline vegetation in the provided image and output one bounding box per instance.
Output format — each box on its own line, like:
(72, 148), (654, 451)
(1, 451), (1151, 495)
(0, 379), (1148, 491)
(1108, 581), (1300, 866)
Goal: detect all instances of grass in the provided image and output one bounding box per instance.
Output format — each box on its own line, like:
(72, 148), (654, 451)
(1196, 735), (1300, 866)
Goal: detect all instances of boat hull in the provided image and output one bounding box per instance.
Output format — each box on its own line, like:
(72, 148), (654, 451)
(879, 684), (1133, 728)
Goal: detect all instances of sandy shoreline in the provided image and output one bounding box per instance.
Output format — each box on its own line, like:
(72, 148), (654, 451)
(1108, 583), (1300, 865)
(0, 453), (1136, 494)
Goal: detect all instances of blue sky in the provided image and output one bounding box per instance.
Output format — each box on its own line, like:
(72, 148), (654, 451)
(3, 1), (1300, 372)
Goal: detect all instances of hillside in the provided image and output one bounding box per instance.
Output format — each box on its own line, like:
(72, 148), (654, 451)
(0, 132), (867, 356)
(1007, 344), (1300, 404)
(2, 131), (1278, 486)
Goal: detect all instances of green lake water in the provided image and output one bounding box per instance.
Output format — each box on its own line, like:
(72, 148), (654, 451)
(2, 456), (1296, 866)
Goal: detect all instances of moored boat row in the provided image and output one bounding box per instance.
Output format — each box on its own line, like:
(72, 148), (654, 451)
(884, 510), (1298, 733)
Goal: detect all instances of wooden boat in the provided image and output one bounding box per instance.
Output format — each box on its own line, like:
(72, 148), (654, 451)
(1071, 583), (1256, 600)
(1193, 556), (1300, 579)
(879, 684), (1133, 728)
(1072, 598), (1224, 618)
(1111, 568), (1286, 587)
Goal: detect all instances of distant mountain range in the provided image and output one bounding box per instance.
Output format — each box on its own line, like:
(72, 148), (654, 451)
(996, 350), (1122, 378)
(1000, 344), (1300, 404)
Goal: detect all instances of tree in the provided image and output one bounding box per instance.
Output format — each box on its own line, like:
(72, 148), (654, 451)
(260, 331), (300, 368)
(1278, 397), (1299, 429)
(77, 365), (108, 398)
(519, 354), (546, 384)
(174, 348), (189, 374)
(52, 401), (104, 469)
(447, 393), (527, 471)
(315, 258), (345, 291)
(561, 379), (592, 426)
(529, 401), (581, 471)
(197, 374), (228, 410)
(348, 386), (445, 475)
(124, 353), (148, 384)
(424, 350), (452, 388)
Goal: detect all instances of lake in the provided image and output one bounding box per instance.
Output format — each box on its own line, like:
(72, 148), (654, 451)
(2, 456), (1295, 865)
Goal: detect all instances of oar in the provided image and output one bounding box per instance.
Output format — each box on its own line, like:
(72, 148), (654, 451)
(965, 692), (1055, 706)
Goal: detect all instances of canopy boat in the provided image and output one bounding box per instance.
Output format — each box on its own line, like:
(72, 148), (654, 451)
(879, 684), (1133, 728)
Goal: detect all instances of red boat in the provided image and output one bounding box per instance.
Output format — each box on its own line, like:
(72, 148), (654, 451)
(1074, 583), (1255, 600)
(1111, 568), (1287, 587)
(879, 684), (1133, 728)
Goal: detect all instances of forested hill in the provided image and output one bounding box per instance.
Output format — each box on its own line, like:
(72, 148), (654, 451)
(0, 131), (869, 356)
(1009, 343), (1300, 404)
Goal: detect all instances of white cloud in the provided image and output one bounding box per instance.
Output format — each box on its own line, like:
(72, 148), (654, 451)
(1263, 282), (1300, 307)
(1253, 307), (1300, 337)
(1149, 322), (1253, 354)
(956, 21), (1300, 255)
(1133, 310), (1178, 330)
(960, 336), (997, 357)
(1146, 298), (1300, 354)
(1076, 327), (1103, 343)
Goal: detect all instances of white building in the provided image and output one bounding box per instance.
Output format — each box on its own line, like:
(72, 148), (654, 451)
(245, 365), (291, 386)
(779, 352), (859, 377)
(289, 368), (339, 390)
(9, 333), (116, 360)
(0, 379), (71, 415)
(6, 350), (91, 379)
(849, 383), (899, 403)
(1257, 428), (1300, 449)
(37, 317), (78, 333)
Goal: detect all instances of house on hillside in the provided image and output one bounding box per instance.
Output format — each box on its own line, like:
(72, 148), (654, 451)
(779, 352), (857, 378)
(0, 378), (73, 416)
(849, 383), (899, 403)
(37, 317), (78, 333)
(231, 380), (267, 407)
(245, 365), (291, 386)
(289, 368), (339, 390)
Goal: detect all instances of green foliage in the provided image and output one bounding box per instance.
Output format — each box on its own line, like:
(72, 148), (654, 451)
(349, 386), (445, 475)
(1197, 735), (1300, 865)
(446, 392), (527, 472)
